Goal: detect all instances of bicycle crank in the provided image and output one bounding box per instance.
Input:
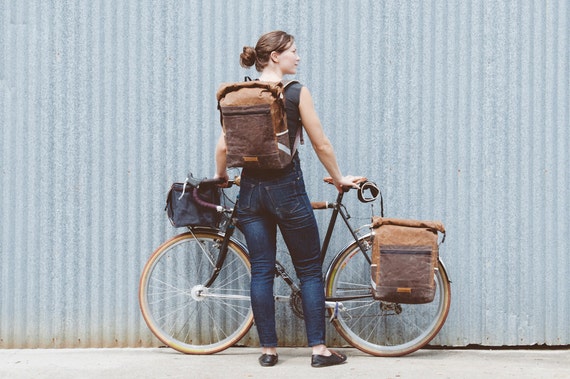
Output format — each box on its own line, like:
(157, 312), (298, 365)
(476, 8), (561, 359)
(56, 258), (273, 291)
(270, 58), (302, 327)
(289, 289), (305, 319)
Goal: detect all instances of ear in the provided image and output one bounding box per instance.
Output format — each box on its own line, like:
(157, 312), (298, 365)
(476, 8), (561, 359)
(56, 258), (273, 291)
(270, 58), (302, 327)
(270, 51), (280, 63)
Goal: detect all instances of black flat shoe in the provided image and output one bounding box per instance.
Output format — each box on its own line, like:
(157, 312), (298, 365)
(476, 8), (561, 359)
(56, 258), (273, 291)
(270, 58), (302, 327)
(311, 350), (347, 368)
(259, 353), (278, 367)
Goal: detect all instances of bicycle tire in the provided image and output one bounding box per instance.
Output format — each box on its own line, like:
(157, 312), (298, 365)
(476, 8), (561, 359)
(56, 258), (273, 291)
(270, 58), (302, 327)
(325, 234), (451, 357)
(139, 229), (253, 354)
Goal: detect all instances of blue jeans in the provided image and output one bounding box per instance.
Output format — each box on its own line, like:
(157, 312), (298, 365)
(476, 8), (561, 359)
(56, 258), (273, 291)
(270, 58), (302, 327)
(237, 163), (325, 347)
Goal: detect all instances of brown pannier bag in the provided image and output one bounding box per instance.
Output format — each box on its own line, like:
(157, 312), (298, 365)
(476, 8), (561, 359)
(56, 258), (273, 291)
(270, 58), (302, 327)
(216, 80), (300, 169)
(371, 217), (446, 304)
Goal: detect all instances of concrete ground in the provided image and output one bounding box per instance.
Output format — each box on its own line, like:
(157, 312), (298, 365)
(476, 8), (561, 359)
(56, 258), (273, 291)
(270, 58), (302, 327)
(0, 347), (568, 379)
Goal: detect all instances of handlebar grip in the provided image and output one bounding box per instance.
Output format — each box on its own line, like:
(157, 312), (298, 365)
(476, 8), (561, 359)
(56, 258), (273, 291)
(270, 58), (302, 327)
(198, 177), (226, 187)
(311, 201), (330, 210)
(192, 188), (222, 212)
(186, 172), (227, 189)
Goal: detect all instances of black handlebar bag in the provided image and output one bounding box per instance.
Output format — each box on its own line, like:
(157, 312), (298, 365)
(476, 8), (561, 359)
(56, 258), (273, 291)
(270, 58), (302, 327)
(165, 181), (221, 228)
(370, 217), (446, 304)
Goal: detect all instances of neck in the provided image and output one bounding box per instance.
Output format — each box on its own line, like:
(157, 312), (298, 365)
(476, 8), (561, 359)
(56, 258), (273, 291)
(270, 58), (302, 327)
(259, 68), (283, 82)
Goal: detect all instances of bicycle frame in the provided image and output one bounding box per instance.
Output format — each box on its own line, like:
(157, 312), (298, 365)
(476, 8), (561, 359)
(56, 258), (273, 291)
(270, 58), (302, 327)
(318, 190), (372, 266)
(202, 187), (374, 306)
(202, 200), (241, 288)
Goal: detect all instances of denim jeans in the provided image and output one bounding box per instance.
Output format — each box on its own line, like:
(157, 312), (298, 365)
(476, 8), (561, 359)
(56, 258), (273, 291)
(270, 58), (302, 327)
(237, 163), (325, 347)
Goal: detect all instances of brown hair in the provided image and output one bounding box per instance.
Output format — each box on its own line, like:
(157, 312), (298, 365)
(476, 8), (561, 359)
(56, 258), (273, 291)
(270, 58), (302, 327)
(240, 31), (295, 72)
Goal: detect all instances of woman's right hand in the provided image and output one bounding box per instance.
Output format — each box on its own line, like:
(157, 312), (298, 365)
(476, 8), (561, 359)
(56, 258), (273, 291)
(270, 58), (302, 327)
(325, 175), (358, 192)
(214, 172), (230, 187)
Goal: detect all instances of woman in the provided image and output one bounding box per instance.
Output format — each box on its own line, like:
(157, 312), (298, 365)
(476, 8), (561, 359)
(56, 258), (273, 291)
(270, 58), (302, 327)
(214, 31), (356, 368)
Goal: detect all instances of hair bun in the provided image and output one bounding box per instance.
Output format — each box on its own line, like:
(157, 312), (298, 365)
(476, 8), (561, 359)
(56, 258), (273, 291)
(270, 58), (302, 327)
(240, 46), (256, 68)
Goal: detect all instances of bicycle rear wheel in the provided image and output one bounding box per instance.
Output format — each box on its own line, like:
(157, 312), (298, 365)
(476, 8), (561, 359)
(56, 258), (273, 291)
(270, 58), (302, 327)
(139, 229), (253, 354)
(325, 234), (451, 357)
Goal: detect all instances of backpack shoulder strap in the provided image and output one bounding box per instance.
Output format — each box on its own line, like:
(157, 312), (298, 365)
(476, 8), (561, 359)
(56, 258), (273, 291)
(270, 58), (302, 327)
(282, 80), (304, 150)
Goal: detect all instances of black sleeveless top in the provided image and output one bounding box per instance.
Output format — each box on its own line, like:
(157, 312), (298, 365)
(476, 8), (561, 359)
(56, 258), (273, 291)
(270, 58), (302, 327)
(242, 81), (303, 179)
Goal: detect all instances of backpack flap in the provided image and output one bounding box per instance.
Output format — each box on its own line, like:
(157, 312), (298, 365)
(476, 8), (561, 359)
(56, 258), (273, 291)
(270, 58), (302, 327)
(216, 81), (284, 105)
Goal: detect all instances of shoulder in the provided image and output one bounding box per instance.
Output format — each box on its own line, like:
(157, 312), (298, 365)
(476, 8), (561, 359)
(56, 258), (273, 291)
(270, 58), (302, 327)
(299, 85), (314, 104)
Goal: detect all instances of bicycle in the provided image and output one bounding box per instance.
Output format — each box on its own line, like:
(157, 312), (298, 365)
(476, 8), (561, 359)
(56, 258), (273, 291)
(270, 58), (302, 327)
(139, 174), (451, 357)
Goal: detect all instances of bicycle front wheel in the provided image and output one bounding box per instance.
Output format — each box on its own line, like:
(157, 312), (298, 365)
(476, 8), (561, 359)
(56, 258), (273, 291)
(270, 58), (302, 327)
(139, 229), (253, 354)
(325, 234), (451, 357)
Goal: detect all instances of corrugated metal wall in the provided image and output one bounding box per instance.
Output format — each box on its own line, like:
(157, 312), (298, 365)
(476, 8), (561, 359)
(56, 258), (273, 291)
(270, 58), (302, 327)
(1, 0), (568, 348)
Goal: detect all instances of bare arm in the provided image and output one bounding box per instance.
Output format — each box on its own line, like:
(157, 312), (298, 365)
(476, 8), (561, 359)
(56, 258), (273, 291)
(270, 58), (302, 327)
(298, 87), (357, 192)
(214, 133), (229, 182)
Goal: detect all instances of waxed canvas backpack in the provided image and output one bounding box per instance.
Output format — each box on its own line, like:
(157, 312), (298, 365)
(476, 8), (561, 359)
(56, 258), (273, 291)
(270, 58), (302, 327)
(216, 80), (301, 169)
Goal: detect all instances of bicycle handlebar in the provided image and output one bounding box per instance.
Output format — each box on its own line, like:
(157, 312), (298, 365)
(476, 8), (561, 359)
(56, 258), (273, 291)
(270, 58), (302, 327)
(189, 173), (383, 215)
(187, 174), (227, 188)
(192, 188), (224, 212)
(318, 176), (384, 216)
(185, 174), (235, 213)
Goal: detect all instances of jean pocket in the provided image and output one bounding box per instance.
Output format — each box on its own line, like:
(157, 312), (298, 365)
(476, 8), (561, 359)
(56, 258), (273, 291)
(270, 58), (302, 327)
(266, 177), (303, 217)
